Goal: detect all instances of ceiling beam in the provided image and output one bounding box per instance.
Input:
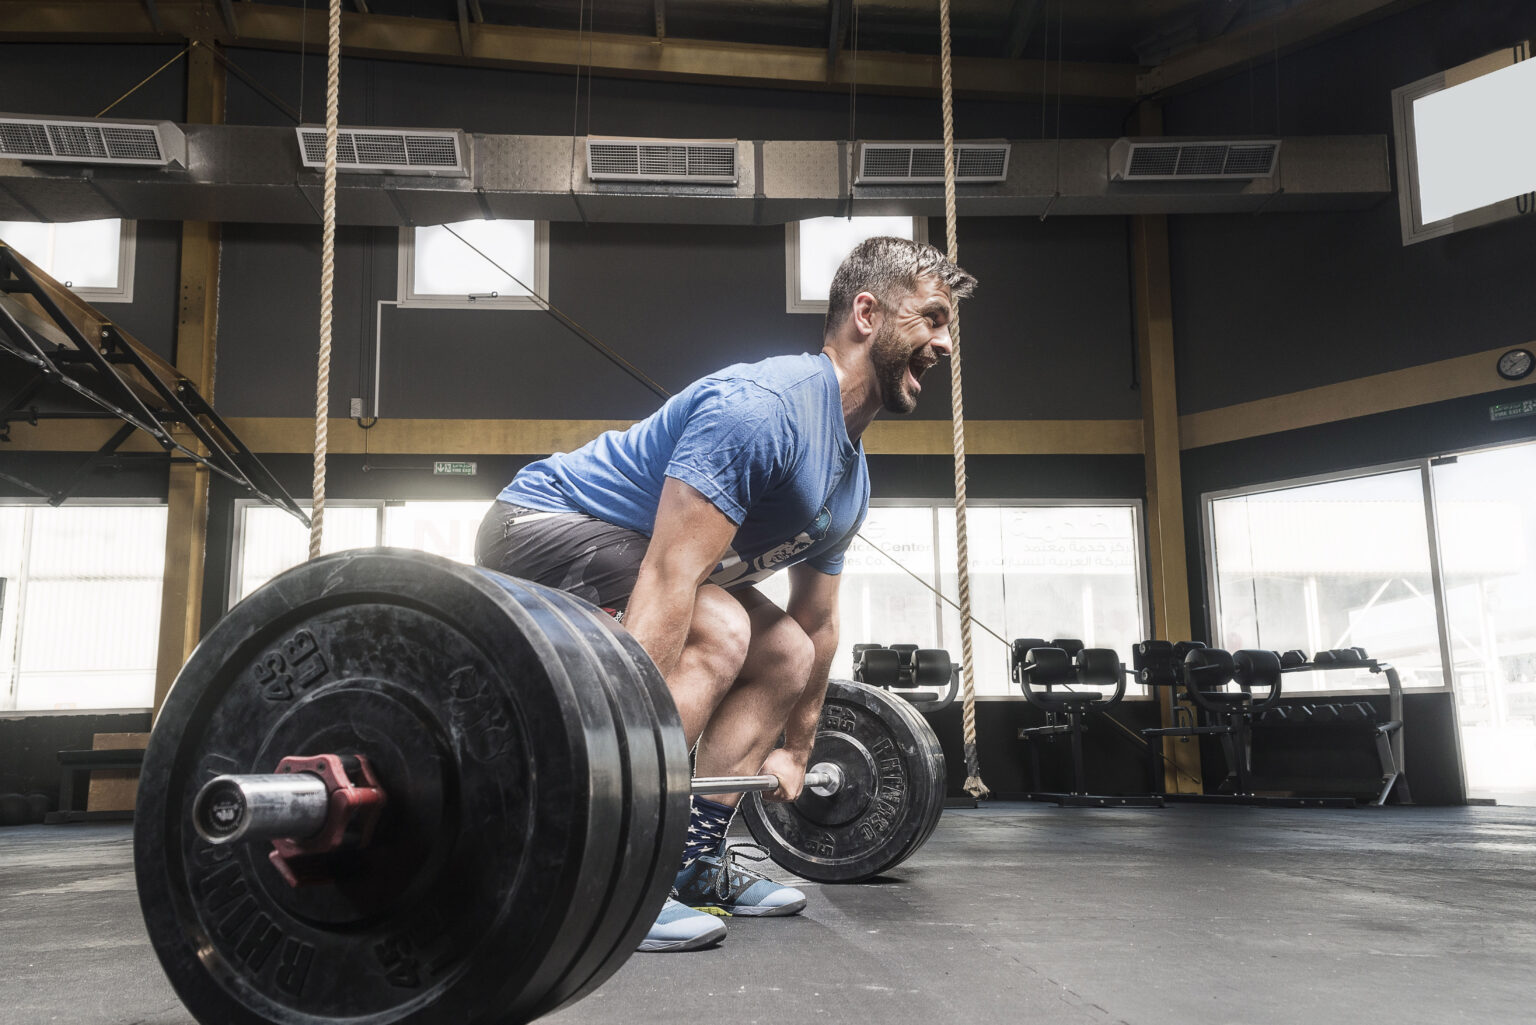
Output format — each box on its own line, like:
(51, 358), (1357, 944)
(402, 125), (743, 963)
(826, 0), (849, 75)
(0, 1), (1140, 101)
(1139, 0), (1433, 97)
(217, 0), (237, 37)
(654, 0), (665, 41)
(1005, 0), (1042, 61)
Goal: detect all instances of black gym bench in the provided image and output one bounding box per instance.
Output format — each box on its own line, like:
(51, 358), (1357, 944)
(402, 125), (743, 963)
(1012, 639), (1164, 808)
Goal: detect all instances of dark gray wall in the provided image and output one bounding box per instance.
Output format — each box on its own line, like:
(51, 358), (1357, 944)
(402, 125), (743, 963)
(1164, 0), (1536, 414)
(214, 215), (1141, 421)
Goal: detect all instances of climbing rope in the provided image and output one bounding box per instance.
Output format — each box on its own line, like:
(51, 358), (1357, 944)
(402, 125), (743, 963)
(937, 0), (987, 800)
(309, 0), (341, 560)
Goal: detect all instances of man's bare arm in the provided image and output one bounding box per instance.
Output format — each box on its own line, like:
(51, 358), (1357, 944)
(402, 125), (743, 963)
(622, 477), (737, 680)
(775, 562), (843, 770)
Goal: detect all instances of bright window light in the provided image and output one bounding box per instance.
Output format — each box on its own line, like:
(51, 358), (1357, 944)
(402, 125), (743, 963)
(402, 219), (546, 309)
(1412, 56), (1536, 223)
(0, 218), (133, 300)
(795, 215), (917, 304)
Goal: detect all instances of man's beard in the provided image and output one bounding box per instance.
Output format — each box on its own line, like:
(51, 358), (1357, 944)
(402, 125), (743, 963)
(871, 319), (919, 415)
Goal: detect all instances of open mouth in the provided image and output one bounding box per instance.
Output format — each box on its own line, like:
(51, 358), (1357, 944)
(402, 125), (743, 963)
(908, 354), (937, 388)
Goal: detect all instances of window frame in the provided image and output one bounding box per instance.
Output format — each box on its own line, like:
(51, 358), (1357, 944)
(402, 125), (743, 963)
(0, 218), (137, 303)
(1391, 42), (1536, 246)
(0, 497), (166, 715)
(1201, 460), (1455, 696)
(783, 216), (929, 315)
(396, 220), (549, 310)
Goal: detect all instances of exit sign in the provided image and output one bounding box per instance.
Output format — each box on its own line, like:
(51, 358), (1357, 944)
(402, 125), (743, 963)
(433, 461), (478, 476)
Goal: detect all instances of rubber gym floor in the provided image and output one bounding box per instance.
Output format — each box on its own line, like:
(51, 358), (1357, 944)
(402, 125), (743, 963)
(2, 801), (1532, 1025)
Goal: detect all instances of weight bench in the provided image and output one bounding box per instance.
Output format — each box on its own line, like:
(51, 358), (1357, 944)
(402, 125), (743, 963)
(45, 746), (144, 823)
(852, 642), (958, 713)
(1012, 639), (1163, 808)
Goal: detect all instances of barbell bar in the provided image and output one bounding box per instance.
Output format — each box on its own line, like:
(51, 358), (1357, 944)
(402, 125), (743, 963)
(194, 761), (848, 847)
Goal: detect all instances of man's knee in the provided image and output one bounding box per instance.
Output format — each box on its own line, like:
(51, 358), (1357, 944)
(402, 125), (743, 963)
(752, 609), (817, 700)
(686, 585), (753, 685)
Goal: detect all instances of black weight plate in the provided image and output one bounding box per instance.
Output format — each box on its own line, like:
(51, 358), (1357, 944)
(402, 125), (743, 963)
(741, 679), (945, 883)
(473, 577), (649, 1019)
(134, 549), (627, 1025)
(519, 582), (690, 1013)
(876, 686), (947, 858)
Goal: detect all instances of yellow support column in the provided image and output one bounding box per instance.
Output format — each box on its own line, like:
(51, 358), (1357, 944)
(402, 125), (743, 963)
(154, 39), (225, 715)
(1130, 103), (1201, 794)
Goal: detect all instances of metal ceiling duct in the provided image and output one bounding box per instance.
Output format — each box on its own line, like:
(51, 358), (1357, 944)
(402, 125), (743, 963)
(0, 125), (1390, 227)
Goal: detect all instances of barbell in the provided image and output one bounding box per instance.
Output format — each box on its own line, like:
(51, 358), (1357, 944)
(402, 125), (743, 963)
(134, 548), (946, 1025)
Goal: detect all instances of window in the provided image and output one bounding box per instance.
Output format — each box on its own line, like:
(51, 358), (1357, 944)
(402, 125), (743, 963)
(1207, 469), (1445, 693)
(0, 503), (167, 711)
(0, 218), (135, 302)
(1392, 44), (1536, 245)
(785, 215), (926, 314)
(398, 219), (547, 309)
(1207, 445), (1536, 801)
(232, 500), (490, 604)
(1430, 443), (1536, 799)
(758, 501), (1148, 697)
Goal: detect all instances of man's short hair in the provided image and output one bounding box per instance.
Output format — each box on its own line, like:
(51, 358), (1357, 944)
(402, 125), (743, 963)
(823, 236), (978, 337)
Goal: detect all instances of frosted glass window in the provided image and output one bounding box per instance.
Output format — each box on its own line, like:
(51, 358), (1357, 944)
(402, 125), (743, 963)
(233, 504), (381, 603)
(0, 504), (167, 711)
(0, 218), (134, 301)
(1209, 471), (1444, 693)
(758, 503), (1147, 696)
(787, 216), (923, 312)
(1413, 57), (1536, 223)
(382, 501), (490, 565)
(399, 219), (547, 309)
(1431, 443), (1536, 801)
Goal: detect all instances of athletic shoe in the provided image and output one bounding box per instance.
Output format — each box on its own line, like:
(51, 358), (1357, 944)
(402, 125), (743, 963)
(674, 841), (807, 917)
(636, 896), (727, 952)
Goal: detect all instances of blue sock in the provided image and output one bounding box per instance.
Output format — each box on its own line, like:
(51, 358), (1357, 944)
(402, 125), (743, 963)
(680, 796), (735, 871)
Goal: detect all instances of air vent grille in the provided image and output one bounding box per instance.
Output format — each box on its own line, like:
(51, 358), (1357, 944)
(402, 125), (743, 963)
(295, 127), (468, 175)
(586, 137), (738, 184)
(0, 116), (181, 166)
(855, 142), (1011, 184)
(1112, 139), (1281, 181)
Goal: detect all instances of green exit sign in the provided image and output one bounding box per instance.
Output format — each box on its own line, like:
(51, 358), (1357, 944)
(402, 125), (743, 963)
(433, 461), (478, 476)
(1489, 399), (1536, 423)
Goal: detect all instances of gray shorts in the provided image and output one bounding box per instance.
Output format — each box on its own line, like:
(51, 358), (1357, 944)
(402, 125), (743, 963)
(474, 500), (650, 611)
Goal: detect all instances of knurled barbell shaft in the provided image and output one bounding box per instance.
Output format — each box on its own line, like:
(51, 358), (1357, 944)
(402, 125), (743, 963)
(194, 762), (843, 845)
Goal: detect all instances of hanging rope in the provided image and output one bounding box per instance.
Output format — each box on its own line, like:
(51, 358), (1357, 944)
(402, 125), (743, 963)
(309, 0), (341, 559)
(937, 0), (987, 799)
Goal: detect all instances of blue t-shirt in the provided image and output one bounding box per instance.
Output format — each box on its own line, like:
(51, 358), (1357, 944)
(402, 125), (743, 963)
(501, 352), (869, 587)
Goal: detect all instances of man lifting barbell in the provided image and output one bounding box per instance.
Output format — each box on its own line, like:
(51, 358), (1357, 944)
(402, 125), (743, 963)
(475, 237), (976, 951)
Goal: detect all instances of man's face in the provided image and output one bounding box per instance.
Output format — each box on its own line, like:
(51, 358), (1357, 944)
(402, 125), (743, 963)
(868, 275), (955, 415)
